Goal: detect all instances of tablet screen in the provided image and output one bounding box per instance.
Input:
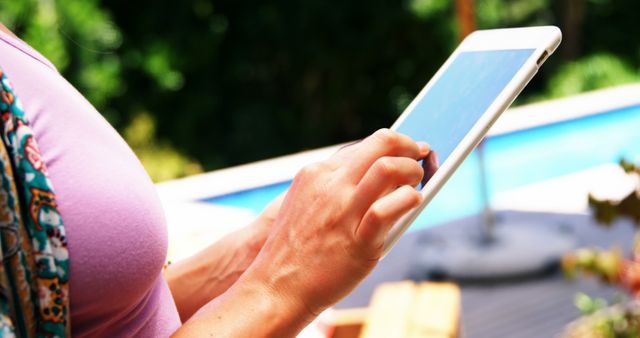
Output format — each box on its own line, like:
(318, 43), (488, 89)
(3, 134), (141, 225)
(395, 49), (535, 190)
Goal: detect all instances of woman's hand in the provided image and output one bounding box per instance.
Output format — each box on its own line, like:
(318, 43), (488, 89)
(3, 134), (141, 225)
(243, 128), (429, 316)
(174, 129), (429, 337)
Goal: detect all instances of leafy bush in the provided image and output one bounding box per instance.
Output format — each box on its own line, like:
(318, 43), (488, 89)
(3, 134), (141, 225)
(562, 160), (640, 336)
(3, 0), (640, 181)
(123, 113), (202, 182)
(562, 299), (640, 338)
(542, 54), (639, 100)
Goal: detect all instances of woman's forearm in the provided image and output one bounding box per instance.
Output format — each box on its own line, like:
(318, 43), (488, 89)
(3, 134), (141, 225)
(170, 130), (426, 335)
(164, 223), (267, 322)
(166, 194), (284, 322)
(172, 276), (313, 338)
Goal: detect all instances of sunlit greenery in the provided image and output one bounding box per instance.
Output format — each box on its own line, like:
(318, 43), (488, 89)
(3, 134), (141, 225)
(476, 0), (552, 28)
(543, 53), (639, 99)
(0, 0), (123, 117)
(1, 0), (639, 181)
(123, 113), (202, 181)
(409, 0), (449, 20)
(0, 0), (199, 181)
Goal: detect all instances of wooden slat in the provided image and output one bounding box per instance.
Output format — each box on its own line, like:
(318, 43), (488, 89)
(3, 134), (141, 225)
(328, 307), (369, 338)
(329, 307), (369, 326)
(358, 281), (460, 338)
(408, 283), (461, 338)
(358, 281), (417, 338)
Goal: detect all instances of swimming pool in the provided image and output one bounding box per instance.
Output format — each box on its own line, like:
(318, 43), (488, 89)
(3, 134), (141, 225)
(198, 88), (640, 231)
(201, 105), (640, 229)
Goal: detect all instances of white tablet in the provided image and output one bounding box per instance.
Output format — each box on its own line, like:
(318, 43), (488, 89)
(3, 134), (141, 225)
(383, 26), (562, 255)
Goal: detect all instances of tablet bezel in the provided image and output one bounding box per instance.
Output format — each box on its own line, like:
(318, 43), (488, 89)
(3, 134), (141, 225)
(383, 26), (562, 255)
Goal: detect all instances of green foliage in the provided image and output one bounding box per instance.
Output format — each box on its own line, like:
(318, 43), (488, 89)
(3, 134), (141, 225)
(542, 54), (639, 100)
(580, 0), (640, 68)
(563, 247), (623, 283)
(575, 293), (608, 316)
(2, 0), (640, 181)
(123, 112), (202, 182)
(564, 160), (640, 337)
(103, 0), (458, 169)
(476, 0), (552, 28)
(0, 0), (200, 180)
(562, 301), (640, 338)
(0, 0), (124, 120)
(409, 0), (449, 20)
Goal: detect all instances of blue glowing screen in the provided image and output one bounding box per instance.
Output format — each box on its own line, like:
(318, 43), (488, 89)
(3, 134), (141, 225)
(395, 49), (535, 189)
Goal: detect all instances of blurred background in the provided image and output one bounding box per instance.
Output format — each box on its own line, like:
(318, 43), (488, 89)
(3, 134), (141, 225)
(5, 2), (640, 337)
(2, 0), (640, 181)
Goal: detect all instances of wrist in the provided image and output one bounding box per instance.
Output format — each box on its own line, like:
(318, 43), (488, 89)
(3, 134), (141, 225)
(178, 274), (315, 337)
(166, 224), (269, 322)
(234, 274), (315, 336)
(240, 245), (323, 321)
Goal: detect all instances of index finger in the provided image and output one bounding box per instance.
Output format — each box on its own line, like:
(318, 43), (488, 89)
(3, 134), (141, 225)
(332, 129), (428, 183)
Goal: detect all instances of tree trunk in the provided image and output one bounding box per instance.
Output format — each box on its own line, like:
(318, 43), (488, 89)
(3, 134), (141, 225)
(563, 0), (585, 60)
(455, 0), (476, 41)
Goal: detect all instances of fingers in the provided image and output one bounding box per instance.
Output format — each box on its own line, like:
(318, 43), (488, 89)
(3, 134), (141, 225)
(351, 156), (424, 215)
(416, 142), (431, 159)
(355, 185), (423, 257)
(420, 151), (440, 188)
(332, 129), (429, 182)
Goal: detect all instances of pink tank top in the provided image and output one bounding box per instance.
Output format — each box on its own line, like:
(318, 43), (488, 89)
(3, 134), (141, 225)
(0, 31), (181, 337)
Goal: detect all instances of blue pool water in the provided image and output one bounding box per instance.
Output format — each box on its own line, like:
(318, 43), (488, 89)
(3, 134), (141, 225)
(202, 105), (640, 230)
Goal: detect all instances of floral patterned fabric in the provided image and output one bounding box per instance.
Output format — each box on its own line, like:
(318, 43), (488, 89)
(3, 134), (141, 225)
(0, 67), (70, 337)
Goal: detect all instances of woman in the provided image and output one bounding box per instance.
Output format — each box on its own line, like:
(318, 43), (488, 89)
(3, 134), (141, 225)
(0, 23), (428, 337)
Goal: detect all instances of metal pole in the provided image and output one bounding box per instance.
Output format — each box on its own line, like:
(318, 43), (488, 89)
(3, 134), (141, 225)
(477, 140), (496, 242)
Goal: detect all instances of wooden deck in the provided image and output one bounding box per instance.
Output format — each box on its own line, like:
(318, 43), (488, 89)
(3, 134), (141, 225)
(333, 211), (634, 338)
